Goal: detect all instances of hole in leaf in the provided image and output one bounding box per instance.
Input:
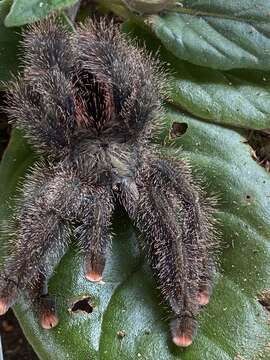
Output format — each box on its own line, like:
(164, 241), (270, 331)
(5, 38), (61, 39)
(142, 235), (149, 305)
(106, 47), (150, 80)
(71, 297), (93, 314)
(257, 290), (270, 312)
(170, 122), (188, 139)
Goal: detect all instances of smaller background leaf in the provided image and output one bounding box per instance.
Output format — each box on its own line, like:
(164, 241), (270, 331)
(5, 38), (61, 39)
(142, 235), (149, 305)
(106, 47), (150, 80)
(4, 0), (78, 27)
(123, 21), (270, 130)
(147, 1), (270, 71)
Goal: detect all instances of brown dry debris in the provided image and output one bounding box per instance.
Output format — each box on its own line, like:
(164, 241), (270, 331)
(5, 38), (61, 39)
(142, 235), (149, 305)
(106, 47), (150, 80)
(246, 129), (270, 172)
(117, 330), (126, 339)
(234, 355), (246, 360)
(252, 341), (270, 359)
(257, 289), (270, 312)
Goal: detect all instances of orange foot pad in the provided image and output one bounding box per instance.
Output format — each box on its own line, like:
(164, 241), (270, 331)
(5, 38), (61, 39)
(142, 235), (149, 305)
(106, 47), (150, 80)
(198, 291), (210, 306)
(172, 335), (193, 347)
(85, 271), (103, 283)
(40, 312), (59, 329)
(0, 298), (10, 315)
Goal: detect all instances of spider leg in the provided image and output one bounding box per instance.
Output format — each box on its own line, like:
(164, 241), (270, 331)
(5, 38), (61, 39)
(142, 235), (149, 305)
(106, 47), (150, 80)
(76, 187), (114, 283)
(120, 155), (216, 347)
(0, 167), (73, 319)
(0, 203), (69, 319)
(0, 162), (114, 329)
(26, 269), (58, 329)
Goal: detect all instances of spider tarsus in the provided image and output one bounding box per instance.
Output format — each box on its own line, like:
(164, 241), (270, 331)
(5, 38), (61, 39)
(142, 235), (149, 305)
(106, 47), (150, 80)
(84, 254), (106, 283)
(197, 290), (210, 306)
(0, 281), (18, 316)
(198, 283), (212, 306)
(38, 295), (59, 329)
(172, 335), (193, 348)
(40, 310), (59, 329)
(0, 298), (11, 315)
(170, 316), (197, 348)
(85, 271), (103, 283)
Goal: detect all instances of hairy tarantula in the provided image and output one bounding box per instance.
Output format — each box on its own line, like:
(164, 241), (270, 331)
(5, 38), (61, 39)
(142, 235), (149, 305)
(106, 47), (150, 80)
(0, 18), (217, 347)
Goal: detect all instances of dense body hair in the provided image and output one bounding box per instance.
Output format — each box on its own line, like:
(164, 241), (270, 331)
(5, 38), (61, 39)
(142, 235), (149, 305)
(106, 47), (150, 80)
(1, 18), (217, 346)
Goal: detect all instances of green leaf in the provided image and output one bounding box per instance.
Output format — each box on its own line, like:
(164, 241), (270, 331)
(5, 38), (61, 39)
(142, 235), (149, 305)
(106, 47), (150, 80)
(0, 0), (22, 84)
(0, 1), (73, 86)
(123, 21), (270, 130)
(4, 0), (79, 27)
(1, 111), (270, 359)
(147, 0), (270, 70)
(1, 11), (270, 360)
(170, 65), (270, 130)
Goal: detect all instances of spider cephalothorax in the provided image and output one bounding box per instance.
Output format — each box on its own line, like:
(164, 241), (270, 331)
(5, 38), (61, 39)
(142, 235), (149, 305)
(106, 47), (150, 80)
(0, 18), (217, 347)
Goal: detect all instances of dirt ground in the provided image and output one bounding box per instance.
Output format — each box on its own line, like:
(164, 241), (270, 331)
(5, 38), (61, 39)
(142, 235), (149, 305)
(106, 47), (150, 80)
(0, 309), (38, 359)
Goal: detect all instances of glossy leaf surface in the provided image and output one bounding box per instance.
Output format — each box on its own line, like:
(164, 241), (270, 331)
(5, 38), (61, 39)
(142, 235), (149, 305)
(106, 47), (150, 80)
(1, 4), (270, 359)
(148, 1), (270, 70)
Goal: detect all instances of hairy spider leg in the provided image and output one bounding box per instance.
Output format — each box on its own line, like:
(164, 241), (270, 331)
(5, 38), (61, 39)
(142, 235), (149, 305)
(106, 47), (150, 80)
(75, 186), (114, 283)
(0, 167), (114, 327)
(0, 170), (70, 317)
(119, 156), (216, 347)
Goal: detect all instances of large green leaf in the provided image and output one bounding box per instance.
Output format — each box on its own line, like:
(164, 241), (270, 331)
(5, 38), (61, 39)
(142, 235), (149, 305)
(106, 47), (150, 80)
(4, 0), (78, 27)
(1, 109), (270, 359)
(1, 8), (270, 360)
(123, 21), (270, 130)
(98, 5), (270, 130)
(170, 66), (270, 130)
(0, 0), (22, 83)
(147, 0), (270, 70)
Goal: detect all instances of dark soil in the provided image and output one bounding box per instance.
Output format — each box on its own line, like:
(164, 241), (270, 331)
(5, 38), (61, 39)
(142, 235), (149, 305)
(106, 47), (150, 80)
(0, 309), (38, 360)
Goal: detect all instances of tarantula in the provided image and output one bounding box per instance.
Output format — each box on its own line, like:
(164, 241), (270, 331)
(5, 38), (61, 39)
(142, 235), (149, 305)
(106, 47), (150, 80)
(0, 18), (217, 347)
